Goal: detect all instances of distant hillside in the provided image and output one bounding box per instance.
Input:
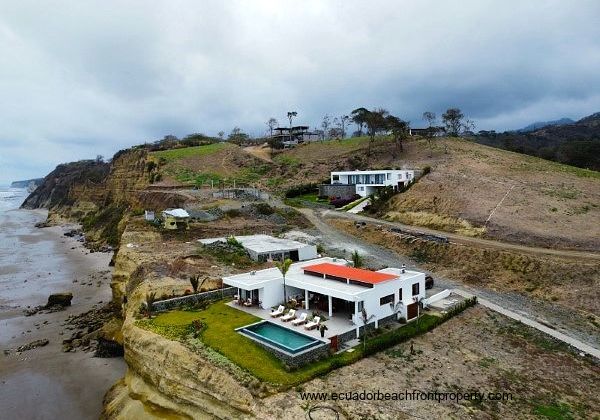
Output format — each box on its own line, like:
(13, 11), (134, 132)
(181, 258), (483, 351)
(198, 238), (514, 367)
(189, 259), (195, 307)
(10, 178), (44, 188)
(475, 112), (600, 170)
(153, 135), (599, 250)
(25, 132), (600, 250)
(516, 117), (574, 133)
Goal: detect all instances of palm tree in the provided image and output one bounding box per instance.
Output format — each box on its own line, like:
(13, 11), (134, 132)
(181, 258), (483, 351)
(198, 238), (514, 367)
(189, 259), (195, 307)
(351, 250), (364, 268)
(189, 274), (207, 294)
(275, 258), (293, 304)
(287, 111), (297, 143)
(360, 308), (375, 350)
(145, 291), (157, 318)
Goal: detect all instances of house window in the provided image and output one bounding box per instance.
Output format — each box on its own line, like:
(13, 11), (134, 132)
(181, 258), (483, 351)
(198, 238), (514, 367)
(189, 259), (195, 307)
(380, 294), (394, 306)
(332, 174), (340, 181)
(398, 288), (403, 301)
(412, 283), (420, 296)
(386, 173), (391, 180)
(357, 301), (364, 312)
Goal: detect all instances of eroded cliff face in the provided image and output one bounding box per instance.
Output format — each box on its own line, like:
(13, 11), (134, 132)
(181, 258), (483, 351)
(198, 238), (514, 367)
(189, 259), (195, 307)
(21, 148), (189, 248)
(102, 224), (259, 419)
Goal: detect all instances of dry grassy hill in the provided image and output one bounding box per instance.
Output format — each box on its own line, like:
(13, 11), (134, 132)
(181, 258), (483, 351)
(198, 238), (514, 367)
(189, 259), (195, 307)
(151, 137), (600, 250)
(379, 138), (599, 251)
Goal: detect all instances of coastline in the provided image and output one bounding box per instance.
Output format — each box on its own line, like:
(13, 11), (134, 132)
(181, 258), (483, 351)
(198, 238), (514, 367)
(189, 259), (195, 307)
(0, 208), (125, 419)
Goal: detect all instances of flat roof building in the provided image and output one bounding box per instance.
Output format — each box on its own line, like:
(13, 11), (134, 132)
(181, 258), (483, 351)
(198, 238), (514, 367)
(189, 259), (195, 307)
(324, 169), (416, 198)
(199, 234), (318, 262)
(223, 257), (426, 338)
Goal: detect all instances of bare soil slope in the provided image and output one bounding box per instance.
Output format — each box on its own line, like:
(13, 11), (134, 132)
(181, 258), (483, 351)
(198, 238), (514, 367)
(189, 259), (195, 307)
(382, 138), (600, 250)
(151, 137), (600, 249)
(258, 306), (599, 419)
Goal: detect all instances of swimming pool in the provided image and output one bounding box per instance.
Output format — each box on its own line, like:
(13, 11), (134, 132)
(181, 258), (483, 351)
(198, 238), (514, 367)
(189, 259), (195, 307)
(238, 321), (322, 354)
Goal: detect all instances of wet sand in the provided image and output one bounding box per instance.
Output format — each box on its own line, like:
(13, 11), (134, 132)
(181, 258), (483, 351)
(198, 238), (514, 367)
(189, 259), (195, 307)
(0, 209), (125, 420)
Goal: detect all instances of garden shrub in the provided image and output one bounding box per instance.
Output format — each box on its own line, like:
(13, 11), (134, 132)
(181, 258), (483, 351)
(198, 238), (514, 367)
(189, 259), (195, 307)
(284, 183), (319, 198)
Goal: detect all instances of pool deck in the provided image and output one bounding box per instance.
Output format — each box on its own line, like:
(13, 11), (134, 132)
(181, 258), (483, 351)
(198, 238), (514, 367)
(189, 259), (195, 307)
(226, 301), (357, 342)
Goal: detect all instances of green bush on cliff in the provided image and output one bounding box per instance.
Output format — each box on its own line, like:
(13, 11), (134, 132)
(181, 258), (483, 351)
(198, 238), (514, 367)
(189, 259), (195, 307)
(81, 204), (126, 247)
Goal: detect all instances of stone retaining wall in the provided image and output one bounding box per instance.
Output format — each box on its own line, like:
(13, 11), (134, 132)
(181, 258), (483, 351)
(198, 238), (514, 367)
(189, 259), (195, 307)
(153, 287), (237, 312)
(239, 329), (330, 368)
(318, 184), (356, 199)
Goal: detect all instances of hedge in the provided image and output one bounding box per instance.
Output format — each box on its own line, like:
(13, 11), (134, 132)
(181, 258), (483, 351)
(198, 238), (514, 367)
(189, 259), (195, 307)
(363, 296), (477, 355)
(284, 183), (319, 198)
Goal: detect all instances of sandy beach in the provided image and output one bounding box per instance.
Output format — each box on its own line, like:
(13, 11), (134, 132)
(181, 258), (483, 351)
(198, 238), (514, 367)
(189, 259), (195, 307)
(0, 208), (125, 420)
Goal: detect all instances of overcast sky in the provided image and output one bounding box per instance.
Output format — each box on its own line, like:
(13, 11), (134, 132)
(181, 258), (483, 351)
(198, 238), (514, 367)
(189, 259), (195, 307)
(1, 0), (600, 184)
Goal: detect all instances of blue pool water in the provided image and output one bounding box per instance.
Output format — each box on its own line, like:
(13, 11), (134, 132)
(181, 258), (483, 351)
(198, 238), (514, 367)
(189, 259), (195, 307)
(240, 321), (321, 354)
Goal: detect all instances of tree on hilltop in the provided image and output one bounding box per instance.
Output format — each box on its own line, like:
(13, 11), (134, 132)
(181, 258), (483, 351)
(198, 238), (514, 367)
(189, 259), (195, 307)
(442, 108), (475, 137)
(228, 127), (250, 145)
(266, 117), (278, 137)
(385, 115), (409, 156)
(351, 107), (369, 136)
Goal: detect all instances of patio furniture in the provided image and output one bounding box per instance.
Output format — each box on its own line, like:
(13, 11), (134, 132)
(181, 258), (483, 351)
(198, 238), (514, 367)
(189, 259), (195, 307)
(270, 305), (285, 317)
(243, 298), (253, 307)
(292, 313), (308, 326)
(281, 309), (296, 322)
(305, 316), (321, 330)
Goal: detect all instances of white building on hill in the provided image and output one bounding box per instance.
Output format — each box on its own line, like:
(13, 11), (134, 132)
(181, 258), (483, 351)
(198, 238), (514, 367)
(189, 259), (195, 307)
(329, 169), (415, 197)
(223, 257), (426, 337)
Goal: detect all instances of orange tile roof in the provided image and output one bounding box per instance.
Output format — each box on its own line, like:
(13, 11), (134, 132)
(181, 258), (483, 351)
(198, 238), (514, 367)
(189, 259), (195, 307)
(302, 262), (397, 285)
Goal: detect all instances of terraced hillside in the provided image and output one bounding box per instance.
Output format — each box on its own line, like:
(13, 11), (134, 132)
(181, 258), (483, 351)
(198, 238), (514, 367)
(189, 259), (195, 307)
(150, 137), (600, 250)
(149, 142), (275, 187)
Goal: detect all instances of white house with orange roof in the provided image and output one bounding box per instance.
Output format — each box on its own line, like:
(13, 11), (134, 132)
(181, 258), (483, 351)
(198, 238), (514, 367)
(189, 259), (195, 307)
(222, 257), (426, 337)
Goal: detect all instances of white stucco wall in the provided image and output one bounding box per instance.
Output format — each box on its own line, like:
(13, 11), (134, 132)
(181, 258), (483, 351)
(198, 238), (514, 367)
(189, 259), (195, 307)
(258, 281), (284, 309)
(352, 273), (426, 325)
(298, 245), (318, 261)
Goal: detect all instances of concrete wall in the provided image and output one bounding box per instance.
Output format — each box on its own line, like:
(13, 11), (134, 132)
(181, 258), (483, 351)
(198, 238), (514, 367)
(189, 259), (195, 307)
(298, 245), (318, 261)
(257, 282), (284, 309)
(423, 289), (451, 306)
(351, 274), (426, 325)
(237, 328), (330, 368)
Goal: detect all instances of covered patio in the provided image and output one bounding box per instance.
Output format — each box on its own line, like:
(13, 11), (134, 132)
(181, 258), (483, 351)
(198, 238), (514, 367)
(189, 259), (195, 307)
(226, 300), (358, 342)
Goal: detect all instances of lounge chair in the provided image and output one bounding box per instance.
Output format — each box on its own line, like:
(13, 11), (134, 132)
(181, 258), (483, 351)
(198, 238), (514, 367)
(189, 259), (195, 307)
(281, 309), (296, 322)
(304, 316), (321, 330)
(292, 313), (308, 326)
(270, 305), (285, 317)
(243, 299), (253, 307)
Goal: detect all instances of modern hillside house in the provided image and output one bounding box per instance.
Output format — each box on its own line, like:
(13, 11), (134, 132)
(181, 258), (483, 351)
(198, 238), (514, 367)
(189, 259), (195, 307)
(323, 169), (415, 198)
(223, 257), (426, 338)
(199, 234), (318, 262)
(270, 126), (320, 147)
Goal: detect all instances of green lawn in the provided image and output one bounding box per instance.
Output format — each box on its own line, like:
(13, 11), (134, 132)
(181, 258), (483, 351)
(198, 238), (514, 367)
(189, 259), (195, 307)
(150, 142), (228, 162)
(284, 192), (330, 208)
(141, 301), (362, 386)
(139, 301), (448, 387)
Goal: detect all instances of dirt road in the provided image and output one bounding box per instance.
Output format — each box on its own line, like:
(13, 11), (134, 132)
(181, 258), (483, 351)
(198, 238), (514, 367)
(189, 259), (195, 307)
(298, 208), (600, 355)
(323, 209), (600, 261)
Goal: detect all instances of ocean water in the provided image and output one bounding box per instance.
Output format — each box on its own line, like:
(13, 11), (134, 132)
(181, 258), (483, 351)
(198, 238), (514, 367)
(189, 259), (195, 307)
(0, 186), (27, 213)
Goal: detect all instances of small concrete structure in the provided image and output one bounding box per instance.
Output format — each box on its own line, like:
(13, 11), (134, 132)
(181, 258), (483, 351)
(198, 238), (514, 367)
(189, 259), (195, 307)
(161, 208), (190, 230)
(199, 234), (317, 262)
(144, 210), (155, 221)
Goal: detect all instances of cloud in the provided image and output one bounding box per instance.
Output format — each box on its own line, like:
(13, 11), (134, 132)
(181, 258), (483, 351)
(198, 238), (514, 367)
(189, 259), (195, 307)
(1, 0), (599, 183)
